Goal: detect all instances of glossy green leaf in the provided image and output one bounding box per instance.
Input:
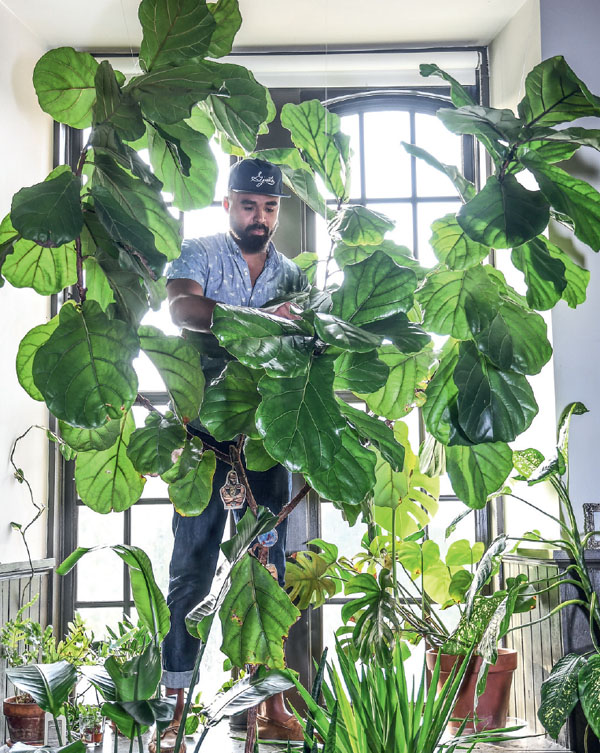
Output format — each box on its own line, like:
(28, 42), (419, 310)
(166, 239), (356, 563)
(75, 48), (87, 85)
(457, 175), (549, 249)
(446, 443), (513, 510)
(360, 312), (431, 353)
(148, 121), (217, 211)
(119, 698), (175, 730)
(281, 100), (349, 201)
(3, 238), (77, 295)
(291, 252), (318, 285)
(446, 539), (485, 567)
(429, 213), (490, 269)
(422, 340), (460, 444)
(83, 255), (115, 311)
(168, 449), (216, 517)
(417, 265), (500, 339)
(579, 654), (600, 739)
(305, 427), (377, 505)
(475, 300), (552, 376)
(511, 236), (567, 310)
(279, 163), (328, 219)
(285, 547), (339, 610)
(314, 312), (382, 352)
(138, 325), (205, 425)
(33, 47), (99, 128)
(7, 661), (76, 716)
(256, 356), (345, 474)
(330, 205), (394, 246)
(512, 448), (545, 479)
(453, 341), (538, 444)
(199, 361), (262, 441)
(518, 55), (600, 127)
(205, 0), (242, 58)
(359, 344), (434, 420)
(138, 0), (215, 72)
(520, 152), (600, 251)
(546, 240), (589, 308)
(127, 412), (186, 475)
(438, 105), (524, 142)
(93, 61), (145, 142)
(127, 63), (224, 123)
(33, 300), (139, 428)
(337, 399), (405, 472)
(16, 318), (60, 401)
(212, 304), (314, 377)
(220, 553), (300, 668)
(90, 123), (160, 189)
(557, 401), (588, 469)
(243, 437), (277, 472)
(204, 62), (269, 153)
(333, 349), (389, 393)
(59, 418), (121, 452)
(538, 654), (584, 740)
(102, 702), (149, 739)
(75, 412), (145, 513)
(254, 147), (311, 173)
(11, 169), (83, 247)
(419, 64), (476, 107)
(402, 143), (475, 201)
(331, 251), (416, 326)
(516, 137), (579, 165)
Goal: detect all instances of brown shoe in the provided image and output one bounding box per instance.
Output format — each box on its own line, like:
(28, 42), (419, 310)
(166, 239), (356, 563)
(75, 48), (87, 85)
(148, 723), (186, 753)
(256, 713), (304, 742)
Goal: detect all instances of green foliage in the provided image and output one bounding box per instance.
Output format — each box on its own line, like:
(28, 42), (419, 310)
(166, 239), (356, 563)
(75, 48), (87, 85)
(7, 661), (77, 717)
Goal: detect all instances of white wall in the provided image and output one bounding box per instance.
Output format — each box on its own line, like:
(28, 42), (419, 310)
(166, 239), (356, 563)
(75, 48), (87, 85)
(0, 5), (53, 563)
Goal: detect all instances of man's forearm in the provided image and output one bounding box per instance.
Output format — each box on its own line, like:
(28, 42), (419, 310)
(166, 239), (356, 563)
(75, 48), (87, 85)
(169, 294), (217, 333)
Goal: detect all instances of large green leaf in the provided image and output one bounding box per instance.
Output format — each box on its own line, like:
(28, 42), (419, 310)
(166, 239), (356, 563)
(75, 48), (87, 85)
(92, 153), (180, 262)
(83, 256), (115, 311)
(167, 448), (216, 517)
(429, 214), (490, 269)
(330, 205), (395, 246)
(205, 0), (242, 58)
(16, 318), (60, 401)
(511, 236), (567, 310)
(417, 265), (500, 340)
(199, 361), (262, 441)
(475, 300), (552, 376)
(546, 240), (589, 309)
(75, 412), (145, 513)
(7, 661), (76, 716)
(280, 100), (349, 201)
(359, 344), (433, 420)
(419, 64), (476, 107)
(59, 418), (121, 452)
(579, 654), (600, 739)
(119, 698), (175, 730)
(11, 169), (83, 247)
(360, 312), (431, 354)
(243, 437), (277, 472)
(520, 152), (600, 251)
(422, 339), (460, 444)
(446, 443), (513, 510)
(138, 0), (215, 72)
(336, 398), (405, 472)
(211, 304), (314, 377)
(256, 355), (345, 474)
(437, 105), (524, 142)
(33, 300), (139, 428)
(93, 61), (145, 142)
(33, 47), (99, 128)
(305, 427), (377, 505)
(313, 312), (382, 352)
(220, 554), (300, 669)
(127, 64), (224, 123)
(104, 643), (162, 705)
(285, 547), (339, 610)
(333, 350), (389, 393)
(453, 341), (538, 444)
(204, 62), (269, 153)
(331, 251), (416, 326)
(148, 121), (217, 211)
(538, 654), (584, 740)
(402, 143), (475, 202)
(89, 124), (161, 190)
(518, 56), (600, 127)
(2, 238), (77, 295)
(205, 667), (294, 726)
(138, 325), (205, 424)
(278, 164), (328, 219)
(127, 412), (186, 475)
(457, 175), (549, 249)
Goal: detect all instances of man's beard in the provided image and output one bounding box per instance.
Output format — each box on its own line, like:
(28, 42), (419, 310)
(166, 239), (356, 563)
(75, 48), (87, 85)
(230, 221), (277, 253)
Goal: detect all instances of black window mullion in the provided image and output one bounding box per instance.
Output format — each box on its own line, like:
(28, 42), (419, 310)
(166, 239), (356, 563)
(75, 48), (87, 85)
(409, 110), (419, 259)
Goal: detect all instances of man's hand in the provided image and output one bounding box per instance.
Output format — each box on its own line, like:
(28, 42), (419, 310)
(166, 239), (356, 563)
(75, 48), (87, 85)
(261, 301), (301, 320)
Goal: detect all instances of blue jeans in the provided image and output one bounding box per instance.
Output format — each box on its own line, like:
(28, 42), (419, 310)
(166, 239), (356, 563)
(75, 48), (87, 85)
(161, 431), (291, 689)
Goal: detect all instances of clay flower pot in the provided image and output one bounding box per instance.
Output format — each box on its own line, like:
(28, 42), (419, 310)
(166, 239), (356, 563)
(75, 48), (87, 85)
(3, 696), (45, 746)
(426, 648), (518, 732)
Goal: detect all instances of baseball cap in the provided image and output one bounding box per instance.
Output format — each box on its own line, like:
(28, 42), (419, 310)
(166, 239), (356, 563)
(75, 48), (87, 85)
(228, 158), (289, 197)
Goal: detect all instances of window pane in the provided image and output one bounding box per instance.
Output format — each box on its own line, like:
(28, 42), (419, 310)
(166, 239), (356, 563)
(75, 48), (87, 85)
(427, 497), (477, 558)
(77, 507), (123, 602)
(340, 113), (361, 199)
(184, 205), (227, 239)
(130, 505), (174, 595)
(415, 112), (463, 197)
(320, 503), (366, 560)
(366, 202), (413, 250)
(76, 608), (128, 641)
(363, 111), (412, 198)
(417, 200), (462, 267)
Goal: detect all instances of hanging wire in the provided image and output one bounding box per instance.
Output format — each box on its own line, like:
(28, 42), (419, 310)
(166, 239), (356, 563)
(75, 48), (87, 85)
(120, 0), (141, 74)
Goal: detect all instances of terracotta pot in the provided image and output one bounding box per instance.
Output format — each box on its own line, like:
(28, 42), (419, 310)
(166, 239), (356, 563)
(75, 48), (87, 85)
(425, 648), (518, 733)
(3, 696), (45, 746)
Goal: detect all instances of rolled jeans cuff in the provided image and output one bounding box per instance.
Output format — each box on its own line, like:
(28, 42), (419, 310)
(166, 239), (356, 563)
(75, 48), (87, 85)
(162, 668), (195, 689)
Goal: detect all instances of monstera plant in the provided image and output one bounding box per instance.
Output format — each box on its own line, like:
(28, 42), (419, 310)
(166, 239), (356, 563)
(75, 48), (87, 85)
(2, 0), (600, 741)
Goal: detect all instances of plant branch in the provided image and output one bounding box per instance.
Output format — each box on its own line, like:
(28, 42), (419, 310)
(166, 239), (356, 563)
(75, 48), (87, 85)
(229, 443), (258, 515)
(75, 236), (86, 303)
(276, 482), (311, 526)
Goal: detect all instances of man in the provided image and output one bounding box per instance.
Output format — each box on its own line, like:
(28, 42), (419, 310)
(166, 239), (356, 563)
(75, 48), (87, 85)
(154, 158), (308, 751)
